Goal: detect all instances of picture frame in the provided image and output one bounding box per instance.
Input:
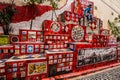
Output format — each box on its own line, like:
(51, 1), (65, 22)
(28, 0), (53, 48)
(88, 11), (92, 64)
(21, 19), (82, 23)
(28, 62), (47, 76)
(27, 45), (34, 53)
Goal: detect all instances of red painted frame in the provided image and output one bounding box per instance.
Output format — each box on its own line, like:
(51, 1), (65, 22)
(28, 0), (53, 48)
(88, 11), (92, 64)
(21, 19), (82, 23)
(19, 29), (44, 42)
(6, 60), (26, 80)
(92, 34), (109, 48)
(44, 34), (69, 50)
(44, 20), (62, 35)
(60, 11), (80, 25)
(9, 35), (20, 44)
(71, 0), (83, 16)
(0, 62), (6, 80)
(46, 51), (74, 76)
(13, 42), (44, 56)
(0, 45), (14, 59)
(64, 24), (86, 42)
(72, 44), (118, 72)
(26, 59), (47, 80)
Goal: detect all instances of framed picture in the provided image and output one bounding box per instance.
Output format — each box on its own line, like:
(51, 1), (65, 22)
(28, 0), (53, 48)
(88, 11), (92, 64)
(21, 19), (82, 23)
(21, 45), (26, 48)
(40, 45), (44, 48)
(58, 63), (64, 67)
(66, 58), (70, 62)
(54, 55), (57, 59)
(69, 44), (75, 51)
(19, 63), (23, 67)
(50, 22), (60, 32)
(21, 49), (26, 53)
(57, 68), (61, 72)
(77, 47), (117, 66)
(54, 60), (57, 64)
(22, 31), (27, 35)
(54, 36), (57, 39)
(15, 45), (20, 48)
(37, 31), (42, 35)
(15, 50), (19, 55)
(100, 29), (109, 35)
(46, 36), (49, 39)
(58, 59), (62, 63)
(28, 62), (47, 76)
(35, 45), (39, 48)
(44, 20), (62, 35)
(62, 58), (66, 62)
(27, 45), (34, 53)
(0, 69), (5, 73)
(13, 68), (17, 72)
(21, 36), (27, 41)
(4, 49), (8, 53)
(0, 35), (9, 45)
(7, 69), (12, 73)
(71, 25), (85, 42)
(70, 54), (73, 57)
(49, 60), (53, 64)
(20, 67), (25, 71)
(21, 71), (26, 77)
(10, 49), (14, 53)
(13, 63), (17, 67)
(12, 73), (17, 78)
(35, 49), (39, 53)
(58, 55), (62, 58)
(49, 56), (53, 60)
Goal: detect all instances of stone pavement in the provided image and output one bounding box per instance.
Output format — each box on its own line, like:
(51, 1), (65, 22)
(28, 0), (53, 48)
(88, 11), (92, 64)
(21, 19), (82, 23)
(71, 65), (120, 80)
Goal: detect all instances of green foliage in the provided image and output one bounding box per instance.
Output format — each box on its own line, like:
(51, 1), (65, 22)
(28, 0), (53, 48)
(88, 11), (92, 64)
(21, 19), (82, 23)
(117, 36), (120, 42)
(25, 0), (61, 9)
(114, 17), (118, 21)
(0, 5), (16, 24)
(26, 0), (43, 4)
(114, 15), (120, 23)
(108, 15), (120, 41)
(118, 15), (120, 19)
(0, 2), (16, 35)
(48, 0), (61, 9)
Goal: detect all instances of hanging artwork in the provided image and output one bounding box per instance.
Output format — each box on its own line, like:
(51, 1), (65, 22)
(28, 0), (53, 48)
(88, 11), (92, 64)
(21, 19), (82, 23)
(50, 22), (60, 32)
(28, 62), (47, 76)
(72, 25), (85, 41)
(27, 45), (33, 53)
(100, 29), (110, 35)
(77, 47), (117, 66)
(0, 35), (9, 45)
(44, 20), (62, 35)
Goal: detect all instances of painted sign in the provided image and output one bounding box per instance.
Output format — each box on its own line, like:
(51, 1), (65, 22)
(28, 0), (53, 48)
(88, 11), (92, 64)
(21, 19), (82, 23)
(27, 45), (34, 53)
(77, 47), (117, 66)
(28, 62), (47, 76)
(0, 35), (9, 45)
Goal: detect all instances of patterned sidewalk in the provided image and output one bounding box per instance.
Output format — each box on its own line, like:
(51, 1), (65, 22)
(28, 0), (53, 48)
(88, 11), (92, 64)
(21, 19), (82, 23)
(42, 63), (120, 80)
(71, 65), (120, 80)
